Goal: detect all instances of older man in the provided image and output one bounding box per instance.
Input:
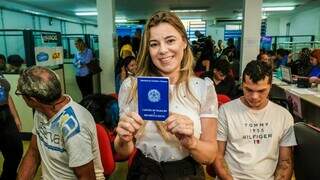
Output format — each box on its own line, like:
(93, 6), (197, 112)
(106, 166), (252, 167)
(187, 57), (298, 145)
(16, 66), (104, 180)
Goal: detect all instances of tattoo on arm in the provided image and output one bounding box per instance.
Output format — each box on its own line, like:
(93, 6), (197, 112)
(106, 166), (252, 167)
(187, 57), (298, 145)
(274, 158), (293, 180)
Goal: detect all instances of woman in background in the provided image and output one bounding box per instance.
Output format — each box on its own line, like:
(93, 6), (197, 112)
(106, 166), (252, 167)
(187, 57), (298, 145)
(115, 56), (138, 94)
(73, 38), (93, 98)
(308, 49), (320, 84)
(0, 72), (23, 180)
(80, 94), (120, 178)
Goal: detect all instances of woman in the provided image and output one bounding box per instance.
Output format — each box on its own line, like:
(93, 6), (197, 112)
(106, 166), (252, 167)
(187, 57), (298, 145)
(80, 94), (120, 178)
(194, 38), (215, 75)
(119, 35), (135, 60)
(308, 49), (320, 84)
(114, 11), (218, 179)
(115, 56), (138, 94)
(0, 72), (23, 179)
(73, 38), (93, 98)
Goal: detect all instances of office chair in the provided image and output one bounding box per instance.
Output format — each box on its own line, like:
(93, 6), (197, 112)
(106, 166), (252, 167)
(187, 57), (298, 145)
(269, 97), (290, 110)
(294, 122), (320, 180)
(217, 94), (231, 108)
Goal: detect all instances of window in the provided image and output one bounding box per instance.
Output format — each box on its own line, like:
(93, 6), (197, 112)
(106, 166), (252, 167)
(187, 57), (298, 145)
(181, 19), (206, 41)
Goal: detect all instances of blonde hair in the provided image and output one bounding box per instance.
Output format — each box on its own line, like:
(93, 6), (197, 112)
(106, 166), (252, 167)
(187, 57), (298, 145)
(126, 11), (199, 140)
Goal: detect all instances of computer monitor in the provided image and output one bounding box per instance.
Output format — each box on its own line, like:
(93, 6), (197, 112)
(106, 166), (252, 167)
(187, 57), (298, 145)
(281, 65), (293, 83)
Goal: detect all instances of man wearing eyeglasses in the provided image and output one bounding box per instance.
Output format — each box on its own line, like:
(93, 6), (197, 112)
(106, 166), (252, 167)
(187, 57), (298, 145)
(16, 66), (104, 180)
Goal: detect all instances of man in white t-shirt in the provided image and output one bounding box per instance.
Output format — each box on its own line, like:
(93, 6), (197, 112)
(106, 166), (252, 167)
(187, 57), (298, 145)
(16, 66), (104, 180)
(214, 60), (297, 180)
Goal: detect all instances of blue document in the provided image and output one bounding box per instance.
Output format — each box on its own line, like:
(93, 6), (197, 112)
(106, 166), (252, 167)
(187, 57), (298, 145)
(137, 76), (169, 121)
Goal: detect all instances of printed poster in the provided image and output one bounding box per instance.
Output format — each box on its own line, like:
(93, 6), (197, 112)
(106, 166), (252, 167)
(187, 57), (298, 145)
(35, 46), (63, 66)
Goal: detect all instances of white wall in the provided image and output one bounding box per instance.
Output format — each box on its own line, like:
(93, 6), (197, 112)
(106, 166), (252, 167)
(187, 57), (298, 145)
(65, 22), (83, 34)
(266, 17), (280, 36)
(0, 8), (98, 57)
(86, 25), (98, 35)
(206, 25), (225, 42)
(267, 7), (320, 41)
(2, 9), (34, 29)
(39, 16), (62, 32)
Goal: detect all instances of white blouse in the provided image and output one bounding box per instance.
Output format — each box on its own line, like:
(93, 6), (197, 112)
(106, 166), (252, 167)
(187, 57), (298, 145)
(118, 76), (218, 162)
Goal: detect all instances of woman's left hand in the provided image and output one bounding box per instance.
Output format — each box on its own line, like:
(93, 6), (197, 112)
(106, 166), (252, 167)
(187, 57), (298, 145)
(165, 113), (198, 150)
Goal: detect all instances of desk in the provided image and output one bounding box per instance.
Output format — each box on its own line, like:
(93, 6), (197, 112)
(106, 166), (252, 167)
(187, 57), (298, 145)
(271, 77), (320, 127)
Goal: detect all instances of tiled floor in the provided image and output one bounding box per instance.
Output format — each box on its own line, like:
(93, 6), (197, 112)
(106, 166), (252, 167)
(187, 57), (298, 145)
(1, 142), (294, 180)
(0, 141), (128, 180)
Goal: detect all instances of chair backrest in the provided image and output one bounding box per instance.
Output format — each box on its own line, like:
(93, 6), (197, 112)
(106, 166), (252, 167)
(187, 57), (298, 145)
(294, 122), (320, 180)
(217, 94), (231, 107)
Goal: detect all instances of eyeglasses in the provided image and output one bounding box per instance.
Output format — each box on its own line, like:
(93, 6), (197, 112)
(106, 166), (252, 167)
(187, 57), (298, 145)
(15, 89), (28, 96)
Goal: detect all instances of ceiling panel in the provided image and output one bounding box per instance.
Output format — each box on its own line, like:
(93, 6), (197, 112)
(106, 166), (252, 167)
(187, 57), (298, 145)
(1, 0), (318, 23)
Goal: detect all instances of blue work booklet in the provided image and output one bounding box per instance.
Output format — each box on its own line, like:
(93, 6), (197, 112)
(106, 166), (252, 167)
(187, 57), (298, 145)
(137, 76), (169, 121)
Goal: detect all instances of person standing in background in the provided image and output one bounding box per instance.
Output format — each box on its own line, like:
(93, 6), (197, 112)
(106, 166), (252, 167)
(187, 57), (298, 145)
(119, 35), (135, 60)
(0, 71), (23, 180)
(216, 39), (224, 55)
(132, 28), (142, 55)
(0, 54), (7, 72)
(73, 38), (93, 99)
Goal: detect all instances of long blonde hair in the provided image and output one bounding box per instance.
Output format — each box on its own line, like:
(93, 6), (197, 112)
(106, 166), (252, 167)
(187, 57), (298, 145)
(127, 11), (199, 140)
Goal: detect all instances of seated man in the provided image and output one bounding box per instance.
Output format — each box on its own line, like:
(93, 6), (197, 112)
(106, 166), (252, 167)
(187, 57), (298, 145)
(214, 60), (296, 180)
(212, 60), (236, 99)
(16, 66), (105, 180)
(201, 59), (236, 99)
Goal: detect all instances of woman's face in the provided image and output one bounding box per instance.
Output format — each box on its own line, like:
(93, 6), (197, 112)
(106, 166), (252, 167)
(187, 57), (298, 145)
(75, 42), (85, 51)
(310, 56), (318, 66)
(126, 60), (137, 74)
(148, 22), (187, 78)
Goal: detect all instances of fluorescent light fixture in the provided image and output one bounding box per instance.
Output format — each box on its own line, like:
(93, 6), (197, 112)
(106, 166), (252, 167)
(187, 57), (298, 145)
(170, 9), (208, 13)
(262, 6), (295, 12)
(75, 12), (97, 16)
(24, 10), (41, 15)
(115, 19), (128, 23)
(182, 18), (203, 21)
(236, 15), (267, 20)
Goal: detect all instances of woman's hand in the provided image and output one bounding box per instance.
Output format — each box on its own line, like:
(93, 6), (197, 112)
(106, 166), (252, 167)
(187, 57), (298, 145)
(116, 112), (144, 143)
(165, 114), (197, 150)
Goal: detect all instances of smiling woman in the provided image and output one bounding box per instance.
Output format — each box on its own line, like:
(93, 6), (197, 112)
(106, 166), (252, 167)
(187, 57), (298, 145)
(114, 11), (219, 180)
(148, 23), (187, 80)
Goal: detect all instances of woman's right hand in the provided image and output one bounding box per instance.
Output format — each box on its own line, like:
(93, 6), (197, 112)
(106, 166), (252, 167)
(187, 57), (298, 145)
(116, 112), (144, 143)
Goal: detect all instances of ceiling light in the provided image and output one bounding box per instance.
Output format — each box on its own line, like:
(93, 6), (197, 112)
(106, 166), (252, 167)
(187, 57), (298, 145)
(115, 19), (128, 23)
(182, 19), (203, 21)
(24, 10), (41, 15)
(75, 12), (97, 16)
(170, 9), (208, 13)
(236, 15), (267, 20)
(262, 6), (295, 12)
